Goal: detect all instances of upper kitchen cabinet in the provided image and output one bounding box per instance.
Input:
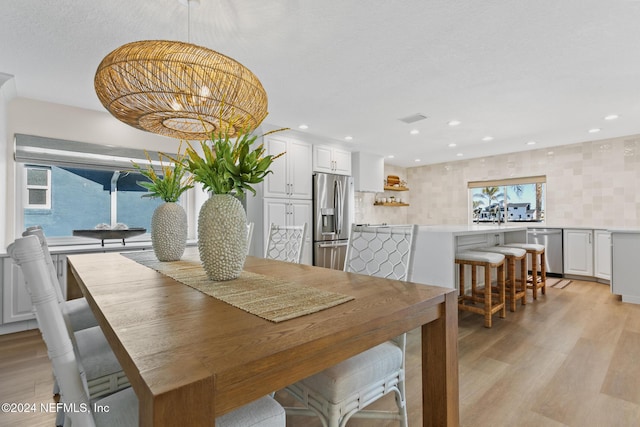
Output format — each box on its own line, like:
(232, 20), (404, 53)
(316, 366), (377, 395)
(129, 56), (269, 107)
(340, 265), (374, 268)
(263, 136), (313, 199)
(352, 152), (384, 192)
(313, 145), (351, 176)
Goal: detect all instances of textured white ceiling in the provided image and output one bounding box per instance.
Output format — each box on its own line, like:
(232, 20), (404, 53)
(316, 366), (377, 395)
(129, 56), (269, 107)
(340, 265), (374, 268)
(3, 0), (640, 167)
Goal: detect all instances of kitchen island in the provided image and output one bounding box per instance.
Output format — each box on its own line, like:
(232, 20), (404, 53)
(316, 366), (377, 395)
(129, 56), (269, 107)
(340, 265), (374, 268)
(410, 225), (528, 289)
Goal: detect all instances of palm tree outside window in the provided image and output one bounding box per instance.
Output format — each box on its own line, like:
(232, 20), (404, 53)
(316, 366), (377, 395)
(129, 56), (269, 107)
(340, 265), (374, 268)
(469, 177), (545, 224)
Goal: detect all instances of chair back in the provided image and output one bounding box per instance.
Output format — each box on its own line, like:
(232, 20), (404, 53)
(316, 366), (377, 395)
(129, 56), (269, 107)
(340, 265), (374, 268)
(344, 224), (418, 281)
(265, 223), (307, 263)
(8, 235), (96, 427)
(22, 226), (64, 303)
(246, 222), (255, 255)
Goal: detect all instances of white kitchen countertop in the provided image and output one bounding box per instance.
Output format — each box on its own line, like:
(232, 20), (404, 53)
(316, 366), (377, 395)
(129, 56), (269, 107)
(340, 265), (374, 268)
(417, 224), (528, 236)
(607, 228), (640, 234)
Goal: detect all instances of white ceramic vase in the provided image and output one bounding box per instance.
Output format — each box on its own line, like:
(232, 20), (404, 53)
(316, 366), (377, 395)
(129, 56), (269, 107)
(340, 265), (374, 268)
(198, 194), (248, 281)
(151, 202), (188, 261)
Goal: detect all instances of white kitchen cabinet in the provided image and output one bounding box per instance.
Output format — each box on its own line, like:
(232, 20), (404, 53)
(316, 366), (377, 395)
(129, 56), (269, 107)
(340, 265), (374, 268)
(594, 230), (611, 281)
(263, 136), (312, 199)
(313, 145), (352, 176)
(264, 198), (313, 265)
(2, 254), (68, 323)
(352, 152), (384, 192)
(2, 257), (33, 323)
(563, 229), (594, 276)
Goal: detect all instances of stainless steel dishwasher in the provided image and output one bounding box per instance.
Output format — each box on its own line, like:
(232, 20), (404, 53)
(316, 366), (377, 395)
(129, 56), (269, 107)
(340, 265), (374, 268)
(527, 228), (563, 277)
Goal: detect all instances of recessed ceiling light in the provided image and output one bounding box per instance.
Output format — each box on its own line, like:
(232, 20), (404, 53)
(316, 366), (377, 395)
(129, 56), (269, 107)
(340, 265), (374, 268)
(387, 155), (395, 159)
(588, 128), (601, 133)
(482, 136), (494, 142)
(344, 136), (353, 141)
(604, 114), (619, 121)
(410, 129), (419, 135)
(448, 120), (461, 126)
(448, 143), (457, 148)
(526, 141), (536, 145)
(298, 124), (308, 129)
(414, 158), (421, 162)
(456, 153), (463, 157)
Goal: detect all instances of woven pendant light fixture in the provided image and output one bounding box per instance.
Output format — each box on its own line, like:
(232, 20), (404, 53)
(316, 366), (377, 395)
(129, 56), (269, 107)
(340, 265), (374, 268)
(94, 6), (267, 140)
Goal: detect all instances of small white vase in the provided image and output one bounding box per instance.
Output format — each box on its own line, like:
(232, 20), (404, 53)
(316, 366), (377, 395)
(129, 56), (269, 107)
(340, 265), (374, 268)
(198, 194), (248, 281)
(151, 202), (188, 261)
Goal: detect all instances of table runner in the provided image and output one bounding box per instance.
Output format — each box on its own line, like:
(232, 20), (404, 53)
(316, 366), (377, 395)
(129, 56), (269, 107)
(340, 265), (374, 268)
(122, 251), (354, 322)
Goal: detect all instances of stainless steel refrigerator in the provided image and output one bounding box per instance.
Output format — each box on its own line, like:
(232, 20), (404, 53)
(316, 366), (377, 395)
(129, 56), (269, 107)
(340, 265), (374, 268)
(313, 173), (353, 270)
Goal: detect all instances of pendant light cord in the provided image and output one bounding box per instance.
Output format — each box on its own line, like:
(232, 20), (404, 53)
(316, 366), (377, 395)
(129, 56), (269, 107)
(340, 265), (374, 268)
(187, 0), (192, 43)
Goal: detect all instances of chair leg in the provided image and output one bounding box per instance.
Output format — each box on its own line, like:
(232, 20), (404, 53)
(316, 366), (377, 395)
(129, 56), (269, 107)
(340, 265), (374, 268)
(471, 265), (478, 303)
(498, 262), (506, 318)
(484, 265), (492, 328)
(507, 257), (516, 312)
(520, 257), (527, 306)
(540, 249), (546, 295)
(531, 252), (539, 300)
(458, 264), (465, 302)
(395, 378), (408, 427)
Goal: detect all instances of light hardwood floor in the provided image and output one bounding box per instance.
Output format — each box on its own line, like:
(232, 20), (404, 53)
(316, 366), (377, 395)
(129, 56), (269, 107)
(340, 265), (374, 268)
(2, 279), (640, 426)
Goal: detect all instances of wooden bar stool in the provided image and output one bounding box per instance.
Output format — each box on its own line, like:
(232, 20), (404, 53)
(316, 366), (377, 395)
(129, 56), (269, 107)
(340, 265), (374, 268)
(455, 251), (506, 328)
(474, 246), (527, 312)
(505, 243), (546, 299)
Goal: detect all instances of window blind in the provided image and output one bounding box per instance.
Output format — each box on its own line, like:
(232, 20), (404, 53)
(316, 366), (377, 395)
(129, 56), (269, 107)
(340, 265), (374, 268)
(467, 175), (546, 189)
(14, 134), (173, 172)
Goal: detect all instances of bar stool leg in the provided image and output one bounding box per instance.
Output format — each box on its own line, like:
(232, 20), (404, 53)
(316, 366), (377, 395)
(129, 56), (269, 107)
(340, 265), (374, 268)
(519, 256), (527, 306)
(459, 264), (465, 301)
(531, 252), (539, 300)
(498, 262), (506, 319)
(471, 265), (479, 303)
(507, 256), (516, 312)
(540, 249), (546, 295)
(484, 265), (492, 328)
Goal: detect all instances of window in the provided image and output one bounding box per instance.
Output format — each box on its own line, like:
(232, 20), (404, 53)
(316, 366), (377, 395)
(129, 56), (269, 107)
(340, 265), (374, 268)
(23, 165), (165, 238)
(15, 133), (185, 241)
(469, 176), (546, 224)
(25, 166), (51, 209)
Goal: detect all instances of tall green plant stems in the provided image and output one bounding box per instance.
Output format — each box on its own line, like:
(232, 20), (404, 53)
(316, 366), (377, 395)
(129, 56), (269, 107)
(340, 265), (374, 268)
(183, 129), (285, 196)
(132, 146), (193, 202)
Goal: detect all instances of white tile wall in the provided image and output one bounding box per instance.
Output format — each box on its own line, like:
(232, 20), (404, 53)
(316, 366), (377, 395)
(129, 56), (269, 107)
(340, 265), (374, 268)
(358, 134), (640, 228)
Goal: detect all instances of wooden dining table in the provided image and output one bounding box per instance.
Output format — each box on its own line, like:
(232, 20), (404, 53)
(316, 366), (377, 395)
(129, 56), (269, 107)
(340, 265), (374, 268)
(67, 249), (459, 427)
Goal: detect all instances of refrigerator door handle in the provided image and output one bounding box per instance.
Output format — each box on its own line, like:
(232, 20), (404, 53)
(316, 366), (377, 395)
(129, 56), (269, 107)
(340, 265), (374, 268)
(333, 180), (340, 235)
(336, 180), (343, 236)
(318, 241), (349, 248)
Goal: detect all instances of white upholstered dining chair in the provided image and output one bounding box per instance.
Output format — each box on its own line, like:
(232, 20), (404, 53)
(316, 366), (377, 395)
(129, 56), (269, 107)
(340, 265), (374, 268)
(264, 223), (307, 263)
(284, 224), (418, 427)
(8, 235), (286, 427)
(23, 226), (129, 399)
(247, 222), (255, 255)
(23, 225), (98, 331)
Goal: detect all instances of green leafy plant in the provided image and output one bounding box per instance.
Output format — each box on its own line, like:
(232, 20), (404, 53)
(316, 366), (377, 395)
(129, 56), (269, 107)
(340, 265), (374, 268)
(132, 146), (194, 202)
(183, 127), (286, 196)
